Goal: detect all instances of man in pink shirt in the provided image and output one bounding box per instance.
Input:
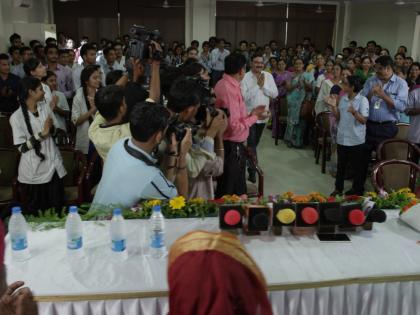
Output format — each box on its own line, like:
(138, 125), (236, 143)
(214, 53), (268, 197)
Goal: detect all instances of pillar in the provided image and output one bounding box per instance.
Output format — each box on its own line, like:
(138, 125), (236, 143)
(185, 0), (216, 46)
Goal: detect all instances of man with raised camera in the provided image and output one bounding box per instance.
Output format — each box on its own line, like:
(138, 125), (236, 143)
(167, 77), (228, 199)
(90, 103), (191, 210)
(214, 53), (268, 198)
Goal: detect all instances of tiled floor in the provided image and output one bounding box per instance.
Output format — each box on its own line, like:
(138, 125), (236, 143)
(257, 129), (348, 196)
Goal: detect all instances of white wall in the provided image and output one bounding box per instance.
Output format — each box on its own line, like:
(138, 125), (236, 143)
(185, 0), (216, 46)
(345, 2), (420, 56)
(0, 0), (53, 51)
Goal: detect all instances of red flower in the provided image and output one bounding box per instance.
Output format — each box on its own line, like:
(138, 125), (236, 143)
(345, 195), (361, 202)
(327, 196), (336, 202)
(208, 198), (225, 205)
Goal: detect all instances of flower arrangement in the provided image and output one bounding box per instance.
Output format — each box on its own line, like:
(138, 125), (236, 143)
(277, 191), (328, 203)
(363, 188), (418, 213)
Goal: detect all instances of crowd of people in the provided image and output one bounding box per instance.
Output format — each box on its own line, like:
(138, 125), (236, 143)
(0, 29), (420, 315)
(1, 32), (420, 212)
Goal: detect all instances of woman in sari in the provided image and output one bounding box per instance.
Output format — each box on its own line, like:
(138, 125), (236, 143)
(284, 58), (311, 148)
(168, 231), (273, 315)
(270, 58), (292, 138)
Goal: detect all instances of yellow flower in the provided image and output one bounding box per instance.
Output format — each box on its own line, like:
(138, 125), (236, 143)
(222, 195), (242, 203)
(145, 199), (161, 208)
(170, 196), (186, 210)
(398, 188), (412, 194)
(189, 197), (205, 204)
(406, 193), (416, 199)
(365, 192), (377, 198)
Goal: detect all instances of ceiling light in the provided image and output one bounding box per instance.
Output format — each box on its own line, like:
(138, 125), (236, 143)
(394, 0), (406, 4)
(255, 0), (264, 7)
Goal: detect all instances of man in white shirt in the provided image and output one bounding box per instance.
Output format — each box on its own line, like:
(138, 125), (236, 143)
(72, 43), (97, 89)
(100, 46), (124, 86)
(91, 103), (191, 210)
(210, 38), (230, 86)
(241, 54), (278, 182)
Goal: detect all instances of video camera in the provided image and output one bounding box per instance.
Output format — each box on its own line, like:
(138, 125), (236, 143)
(127, 25), (162, 61)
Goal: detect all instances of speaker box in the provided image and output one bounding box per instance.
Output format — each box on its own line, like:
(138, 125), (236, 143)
(339, 203), (365, 231)
(219, 204), (244, 230)
(319, 202), (342, 234)
(272, 203), (296, 235)
(244, 205), (270, 234)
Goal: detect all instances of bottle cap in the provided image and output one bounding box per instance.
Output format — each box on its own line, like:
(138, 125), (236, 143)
(113, 208), (122, 216)
(12, 207), (21, 214)
(152, 205), (161, 212)
(69, 206), (78, 213)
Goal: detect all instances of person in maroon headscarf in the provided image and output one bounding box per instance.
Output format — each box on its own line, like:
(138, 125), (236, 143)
(0, 220), (38, 315)
(168, 231), (273, 315)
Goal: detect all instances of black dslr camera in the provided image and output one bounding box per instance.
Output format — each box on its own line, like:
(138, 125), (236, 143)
(128, 25), (162, 61)
(166, 117), (200, 142)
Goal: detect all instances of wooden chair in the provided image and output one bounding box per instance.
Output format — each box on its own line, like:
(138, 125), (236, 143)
(274, 97), (288, 145)
(372, 159), (420, 193)
(60, 148), (87, 205)
(0, 148), (20, 216)
(245, 147), (264, 198)
(84, 151), (103, 202)
(377, 139), (420, 162)
(0, 115), (13, 148)
(314, 112), (332, 174)
(395, 123), (410, 140)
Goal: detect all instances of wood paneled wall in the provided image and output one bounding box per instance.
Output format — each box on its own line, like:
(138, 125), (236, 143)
(216, 2), (336, 50)
(53, 0), (185, 45)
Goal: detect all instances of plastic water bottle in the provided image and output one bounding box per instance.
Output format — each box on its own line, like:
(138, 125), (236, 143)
(150, 205), (166, 259)
(65, 206), (83, 255)
(110, 208), (127, 259)
(9, 207), (30, 261)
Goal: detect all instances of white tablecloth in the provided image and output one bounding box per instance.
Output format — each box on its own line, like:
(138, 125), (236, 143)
(5, 211), (420, 315)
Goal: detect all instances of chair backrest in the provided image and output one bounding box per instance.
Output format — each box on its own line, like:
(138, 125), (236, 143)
(0, 148), (19, 186)
(316, 112), (331, 135)
(279, 98), (288, 117)
(0, 116), (13, 148)
(395, 123), (409, 140)
(377, 139), (420, 162)
(372, 159), (420, 193)
(60, 148), (86, 187)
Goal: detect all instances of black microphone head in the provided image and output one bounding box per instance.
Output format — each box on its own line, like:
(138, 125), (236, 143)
(323, 208), (343, 224)
(366, 209), (387, 223)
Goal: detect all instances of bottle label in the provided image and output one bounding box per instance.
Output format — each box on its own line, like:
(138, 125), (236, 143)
(67, 236), (82, 250)
(151, 231), (164, 249)
(112, 239), (126, 252)
(12, 237), (27, 251)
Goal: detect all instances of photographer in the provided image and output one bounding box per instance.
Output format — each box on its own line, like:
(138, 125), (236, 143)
(91, 103), (191, 209)
(167, 76), (227, 199)
(88, 42), (162, 161)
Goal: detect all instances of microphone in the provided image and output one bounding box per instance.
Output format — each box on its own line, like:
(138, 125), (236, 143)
(366, 209), (387, 223)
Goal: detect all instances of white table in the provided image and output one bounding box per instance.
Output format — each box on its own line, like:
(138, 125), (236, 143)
(5, 211), (420, 315)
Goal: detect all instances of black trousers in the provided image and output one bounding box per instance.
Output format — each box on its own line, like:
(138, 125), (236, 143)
(335, 144), (365, 193)
(216, 141), (247, 198)
(247, 123), (266, 176)
(19, 172), (64, 216)
(360, 121), (398, 191)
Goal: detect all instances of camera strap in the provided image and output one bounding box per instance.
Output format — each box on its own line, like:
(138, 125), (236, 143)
(124, 139), (158, 169)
